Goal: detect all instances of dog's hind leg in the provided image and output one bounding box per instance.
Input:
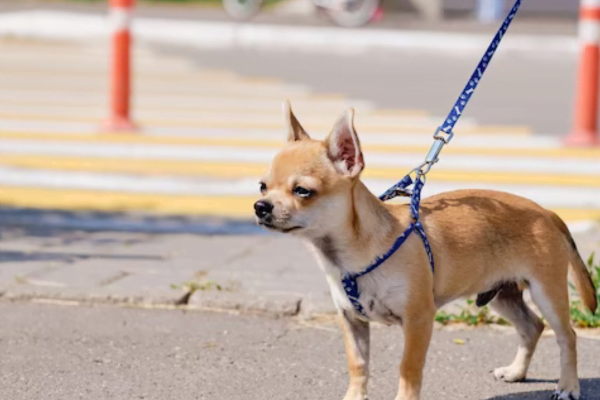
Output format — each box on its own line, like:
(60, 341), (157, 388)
(489, 282), (544, 383)
(529, 275), (580, 400)
(339, 311), (370, 400)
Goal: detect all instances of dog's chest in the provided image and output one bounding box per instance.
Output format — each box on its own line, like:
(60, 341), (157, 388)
(359, 292), (405, 325)
(323, 266), (406, 325)
(308, 240), (407, 324)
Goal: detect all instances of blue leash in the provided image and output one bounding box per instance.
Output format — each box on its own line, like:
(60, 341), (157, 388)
(342, 0), (522, 317)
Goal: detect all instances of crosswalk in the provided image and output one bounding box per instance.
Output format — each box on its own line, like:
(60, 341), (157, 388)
(1, 39), (599, 225)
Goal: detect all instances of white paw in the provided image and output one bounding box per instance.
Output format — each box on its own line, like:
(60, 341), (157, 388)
(342, 394), (367, 400)
(343, 388), (368, 400)
(492, 365), (526, 383)
(550, 389), (580, 400)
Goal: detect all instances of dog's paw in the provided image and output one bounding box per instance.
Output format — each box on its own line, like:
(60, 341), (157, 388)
(492, 365), (526, 383)
(342, 387), (368, 400)
(550, 389), (580, 400)
(342, 394), (368, 400)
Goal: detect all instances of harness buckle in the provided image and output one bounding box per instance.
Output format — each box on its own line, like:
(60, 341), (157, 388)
(433, 127), (454, 144)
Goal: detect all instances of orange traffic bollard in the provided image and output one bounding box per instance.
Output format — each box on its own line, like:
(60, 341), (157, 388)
(567, 0), (600, 146)
(103, 0), (137, 132)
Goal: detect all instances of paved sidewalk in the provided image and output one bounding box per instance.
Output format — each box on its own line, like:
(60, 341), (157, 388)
(0, 213), (331, 315)
(1, 210), (598, 316)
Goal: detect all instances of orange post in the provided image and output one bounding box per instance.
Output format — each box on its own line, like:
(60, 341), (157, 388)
(104, 0), (137, 132)
(567, 0), (600, 146)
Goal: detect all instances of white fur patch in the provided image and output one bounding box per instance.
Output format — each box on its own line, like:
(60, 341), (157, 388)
(529, 281), (561, 329)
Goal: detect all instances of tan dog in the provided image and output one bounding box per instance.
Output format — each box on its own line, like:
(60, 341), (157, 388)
(254, 102), (598, 400)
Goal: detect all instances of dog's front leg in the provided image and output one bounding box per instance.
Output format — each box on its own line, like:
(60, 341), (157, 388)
(395, 311), (434, 400)
(339, 311), (370, 400)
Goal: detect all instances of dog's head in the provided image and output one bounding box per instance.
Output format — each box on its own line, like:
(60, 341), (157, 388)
(254, 101), (364, 238)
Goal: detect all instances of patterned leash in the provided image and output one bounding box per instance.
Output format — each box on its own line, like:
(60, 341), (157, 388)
(380, 0), (522, 201)
(342, 0), (523, 317)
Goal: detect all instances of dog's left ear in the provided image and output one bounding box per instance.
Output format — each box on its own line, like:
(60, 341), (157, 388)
(325, 108), (364, 178)
(283, 100), (310, 142)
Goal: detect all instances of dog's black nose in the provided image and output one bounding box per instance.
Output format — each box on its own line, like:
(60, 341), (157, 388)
(254, 200), (273, 218)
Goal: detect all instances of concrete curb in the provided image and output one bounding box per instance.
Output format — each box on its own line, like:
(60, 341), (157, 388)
(188, 291), (303, 317)
(0, 287), (184, 306)
(0, 10), (578, 55)
(0, 287), (337, 318)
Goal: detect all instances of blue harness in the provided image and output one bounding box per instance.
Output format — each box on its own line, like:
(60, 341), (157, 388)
(342, 0), (522, 317)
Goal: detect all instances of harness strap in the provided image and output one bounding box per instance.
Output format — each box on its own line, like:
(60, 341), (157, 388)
(342, 223), (415, 316)
(379, 174), (413, 202)
(342, 177), (432, 317)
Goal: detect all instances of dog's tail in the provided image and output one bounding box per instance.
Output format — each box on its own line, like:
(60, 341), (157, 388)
(551, 212), (598, 313)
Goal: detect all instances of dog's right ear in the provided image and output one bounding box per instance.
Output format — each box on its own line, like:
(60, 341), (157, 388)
(325, 108), (364, 178)
(283, 100), (310, 142)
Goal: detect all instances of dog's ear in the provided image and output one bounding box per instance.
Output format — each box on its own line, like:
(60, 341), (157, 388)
(283, 100), (310, 142)
(325, 108), (364, 178)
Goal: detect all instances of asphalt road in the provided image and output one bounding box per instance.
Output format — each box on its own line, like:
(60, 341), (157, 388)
(159, 46), (577, 136)
(1, 302), (599, 400)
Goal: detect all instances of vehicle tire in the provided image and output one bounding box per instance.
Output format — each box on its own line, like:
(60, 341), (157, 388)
(324, 0), (380, 27)
(223, 0), (264, 20)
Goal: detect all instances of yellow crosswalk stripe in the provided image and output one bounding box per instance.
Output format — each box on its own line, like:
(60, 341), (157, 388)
(0, 101), (430, 118)
(0, 111), (525, 134)
(2, 155), (599, 187)
(0, 186), (597, 222)
(0, 186), (255, 217)
(0, 77), (300, 90)
(3, 112), (445, 133)
(0, 99), (380, 115)
(0, 132), (597, 159)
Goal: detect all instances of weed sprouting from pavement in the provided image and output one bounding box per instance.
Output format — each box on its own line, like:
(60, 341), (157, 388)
(170, 270), (241, 295)
(435, 300), (509, 327)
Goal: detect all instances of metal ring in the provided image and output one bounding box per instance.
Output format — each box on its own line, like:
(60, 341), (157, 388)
(433, 127), (454, 144)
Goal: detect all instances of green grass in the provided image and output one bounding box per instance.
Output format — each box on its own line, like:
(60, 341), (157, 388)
(171, 270), (240, 294)
(436, 253), (600, 328)
(435, 300), (509, 327)
(568, 253), (600, 328)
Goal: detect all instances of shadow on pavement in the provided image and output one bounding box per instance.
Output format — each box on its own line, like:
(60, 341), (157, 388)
(486, 378), (600, 400)
(0, 250), (164, 263)
(0, 207), (266, 236)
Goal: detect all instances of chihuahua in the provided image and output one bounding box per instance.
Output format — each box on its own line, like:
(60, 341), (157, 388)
(254, 101), (597, 400)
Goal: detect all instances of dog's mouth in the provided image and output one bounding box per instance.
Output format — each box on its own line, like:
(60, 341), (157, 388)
(258, 221), (302, 233)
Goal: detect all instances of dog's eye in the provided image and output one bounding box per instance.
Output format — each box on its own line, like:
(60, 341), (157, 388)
(259, 182), (267, 193)
(293, 186), (313, 198)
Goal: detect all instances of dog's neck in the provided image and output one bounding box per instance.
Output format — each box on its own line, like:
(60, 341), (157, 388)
(312, 180), (401, 274)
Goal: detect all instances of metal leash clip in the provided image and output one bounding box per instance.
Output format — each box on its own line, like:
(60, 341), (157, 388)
(412, 126), (455, 177)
